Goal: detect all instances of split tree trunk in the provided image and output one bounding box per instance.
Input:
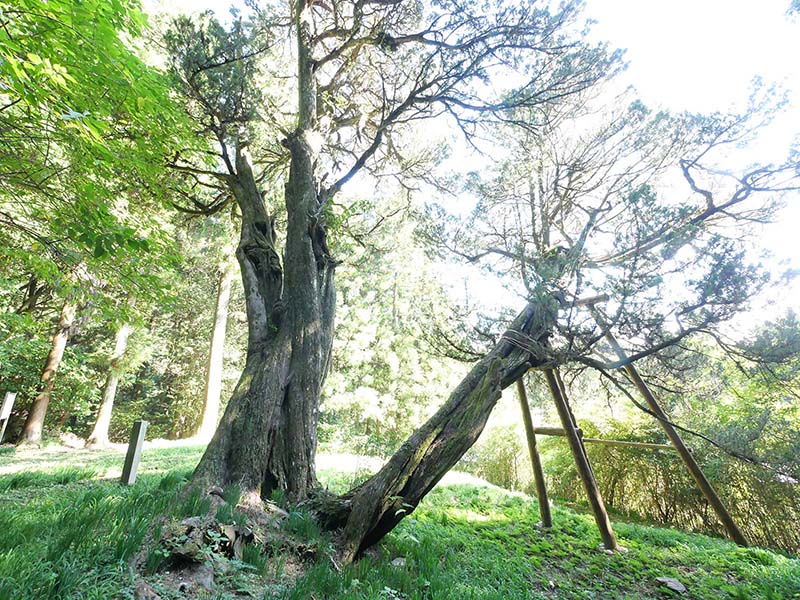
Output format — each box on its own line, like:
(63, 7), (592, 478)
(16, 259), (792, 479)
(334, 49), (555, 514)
(195, 255), (235, 442)
(20, 300), (76, 444)
(330, 300), (556, 562)
(191, 4), (334, 501)
(86, 322), (133, 449)
(190, 139), (335, 502)
(183, 2), (563, 565)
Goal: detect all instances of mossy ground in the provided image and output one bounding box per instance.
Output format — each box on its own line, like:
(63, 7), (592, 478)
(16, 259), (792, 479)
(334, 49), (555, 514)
(0, 443), (797, 599)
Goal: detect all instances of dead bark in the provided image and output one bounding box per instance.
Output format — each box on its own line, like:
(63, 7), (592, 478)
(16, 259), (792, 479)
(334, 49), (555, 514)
(195, 255), (235, 442)
(86, 322), (133, 449)
(329, 300), (556, 562)
(20, 300), (76, 444)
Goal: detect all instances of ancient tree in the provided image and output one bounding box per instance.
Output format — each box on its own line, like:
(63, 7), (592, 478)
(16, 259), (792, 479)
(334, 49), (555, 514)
(429, 82), (799, 545)
(2, 0), (195, 444)
(164, 0), (614, 558)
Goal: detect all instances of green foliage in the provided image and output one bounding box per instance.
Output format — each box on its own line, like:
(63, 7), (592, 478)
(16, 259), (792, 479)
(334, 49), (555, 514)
(459, 425), (525, 491)
(0, 311), (51, 399)
(543, 400), (800, 554)
(0, 309), (107, 438)
(285, 483), (800, 600)
(0, 464), (190, 600)
(458, 333), (800, 555)
(285, 509), (326, 546)
(320, 213), (468, 456)
(0, 0), (195, 329)
(106, 218), (245, 441)
(0, 212), (244, 444)
(0, 466), (97, 492)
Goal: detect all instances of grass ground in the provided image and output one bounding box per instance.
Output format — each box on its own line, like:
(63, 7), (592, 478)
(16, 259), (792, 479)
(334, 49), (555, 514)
(0, 443), (798, 599)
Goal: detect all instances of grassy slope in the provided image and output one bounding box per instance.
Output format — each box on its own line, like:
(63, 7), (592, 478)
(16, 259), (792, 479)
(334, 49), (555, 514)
(0, 445), (798, 600)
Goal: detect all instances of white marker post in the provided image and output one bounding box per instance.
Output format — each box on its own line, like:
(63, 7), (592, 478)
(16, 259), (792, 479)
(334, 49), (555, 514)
(120, 420), (148, 485)
(0, 392), (17, 443)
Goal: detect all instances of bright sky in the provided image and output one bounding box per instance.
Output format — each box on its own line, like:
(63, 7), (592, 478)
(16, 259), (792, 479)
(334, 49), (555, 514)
(582, 0), (800, 330)
(586, 0), (800, 113)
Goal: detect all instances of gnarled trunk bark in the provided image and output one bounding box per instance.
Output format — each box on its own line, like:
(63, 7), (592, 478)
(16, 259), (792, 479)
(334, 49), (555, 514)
(195, 255), (235, 443)
(192, 145), (334, 502)
(329, 300), (556, 562)
(86, 322), (133, 449)
(20, 300), (76, 444)
(191, 0), (334, 504)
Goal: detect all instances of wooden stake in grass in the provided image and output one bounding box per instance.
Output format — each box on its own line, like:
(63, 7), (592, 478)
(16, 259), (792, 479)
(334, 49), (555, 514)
(515, 378), (552, 528)
(590, 306), (748, 547)
(121, 420), (148, 486)
(0, 391), (17, 443)
(544, 369), (617, 551)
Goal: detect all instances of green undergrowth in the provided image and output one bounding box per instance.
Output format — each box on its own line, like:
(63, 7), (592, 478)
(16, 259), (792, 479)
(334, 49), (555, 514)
(0, 466), (99, 492)
(0, 445), (798, 599)
(296, 485), (800, 600)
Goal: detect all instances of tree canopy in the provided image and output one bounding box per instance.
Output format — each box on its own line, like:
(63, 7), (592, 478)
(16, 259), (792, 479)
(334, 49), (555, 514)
(0, 0), (798, 586)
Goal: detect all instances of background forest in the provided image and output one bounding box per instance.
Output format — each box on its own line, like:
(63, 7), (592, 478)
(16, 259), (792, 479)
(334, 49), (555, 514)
(0, 0), (799, 576)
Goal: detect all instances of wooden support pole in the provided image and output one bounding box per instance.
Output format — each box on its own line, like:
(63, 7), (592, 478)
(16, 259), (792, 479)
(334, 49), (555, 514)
(515, 378), (552, 528)
(532, 427), (679, 451)
(544, 369), (618, 550)
(121, 420), (148, 486)
(591, 308), (748, 547)
(533, 426), (583, 438)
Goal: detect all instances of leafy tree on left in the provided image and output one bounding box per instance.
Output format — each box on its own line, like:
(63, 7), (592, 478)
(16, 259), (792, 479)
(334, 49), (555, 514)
(0, 0), (194, 443)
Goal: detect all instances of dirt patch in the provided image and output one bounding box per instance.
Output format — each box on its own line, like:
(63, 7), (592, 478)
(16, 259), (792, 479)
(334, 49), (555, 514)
(134, 486), (330, 599)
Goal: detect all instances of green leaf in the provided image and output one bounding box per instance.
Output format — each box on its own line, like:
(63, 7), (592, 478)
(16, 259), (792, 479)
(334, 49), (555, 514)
(93, 239), (107, 259)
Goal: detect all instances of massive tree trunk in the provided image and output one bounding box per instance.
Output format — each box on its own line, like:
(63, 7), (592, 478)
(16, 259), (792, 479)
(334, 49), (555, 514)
(191, 146), (334, 502)
(181, 3), (568, 566)
(86, 322), (133, 449)
(20, 300), (76, 444)
(191, 0), (334, 503)
(194, 255), (235, 442)
(324, 300), (556, 562)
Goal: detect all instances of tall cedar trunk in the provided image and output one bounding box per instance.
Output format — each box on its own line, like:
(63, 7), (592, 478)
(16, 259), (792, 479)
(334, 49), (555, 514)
(193, 1), (335, 500)
(86, 322), (133, 448)
(195, 256), (235, 442)
(191, 148), (334, 501)
(328, 299), (557, 562)
(192, 3), (334, 501)
(20, 300), (76, 444)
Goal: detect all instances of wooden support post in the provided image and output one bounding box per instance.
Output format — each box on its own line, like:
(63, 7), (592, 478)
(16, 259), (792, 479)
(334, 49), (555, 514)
(591, 308), (748, 547)
(532, 427), (679, 451)
(121, 420), (148, 486)
(533, 426), (584, 438)
(544, 369), (618, 550)
(515, 378), (552, 527)
(0, 392), (16, 443)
